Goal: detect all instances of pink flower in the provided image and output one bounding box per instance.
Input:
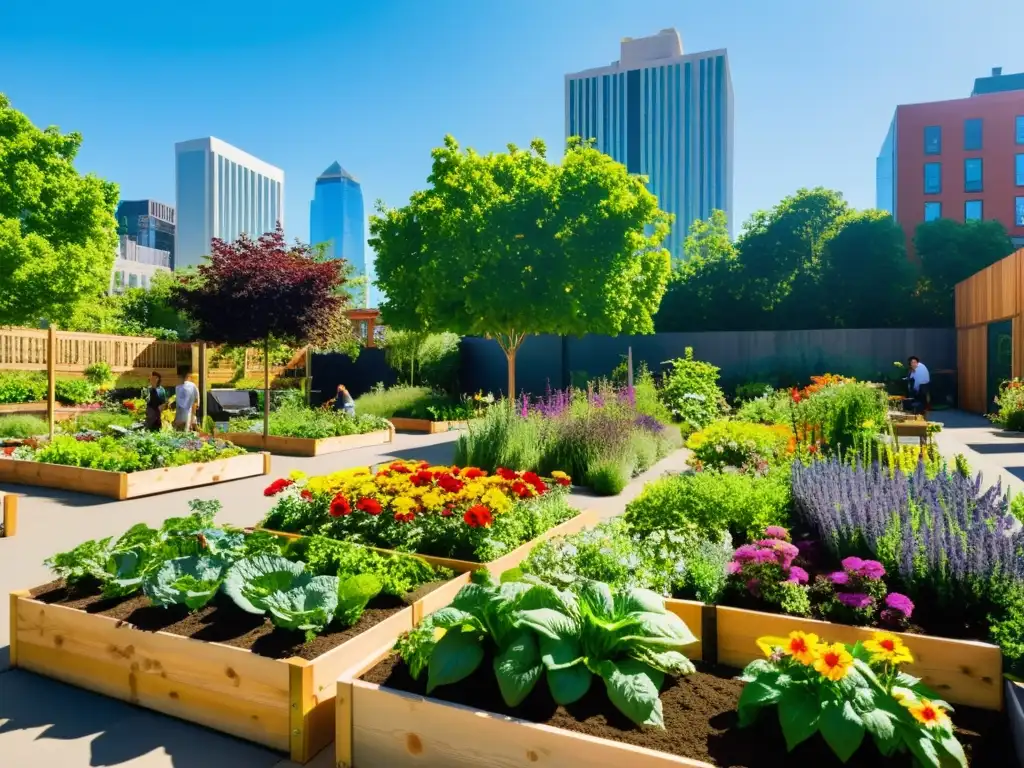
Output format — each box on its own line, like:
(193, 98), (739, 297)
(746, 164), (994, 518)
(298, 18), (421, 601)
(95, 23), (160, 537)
(763, 526), (791, 541)
(786, 566), (809, 585)
(841, 556), (865, 573)
(752, 548), (779, 564)
(856, 560), (886, 580)
(884, 592), (915, 618)
(726, 561), (742, 575)
(732, 545), (760, 562)
(829, 571), (850, 585)
(837, 592), (872, 609)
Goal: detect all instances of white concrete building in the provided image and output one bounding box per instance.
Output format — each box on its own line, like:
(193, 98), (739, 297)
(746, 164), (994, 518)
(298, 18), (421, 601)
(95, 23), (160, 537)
(110, 235), (171, 293)
(174, 137), (285, 269)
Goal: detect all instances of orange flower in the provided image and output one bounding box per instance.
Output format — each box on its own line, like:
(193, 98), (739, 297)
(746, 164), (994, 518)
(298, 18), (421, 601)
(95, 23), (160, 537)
(905, 699), (950, 729)
(782, 631), (819, 666)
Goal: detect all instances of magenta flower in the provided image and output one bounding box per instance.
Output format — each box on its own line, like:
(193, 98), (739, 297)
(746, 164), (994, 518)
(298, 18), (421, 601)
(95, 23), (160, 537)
(763, 525), (790, 541)
(733, 544), (760, 563)
(829, 571), (850, 585)
(786, 566), (809, 585)
(837, 592), (872, 609)
(756, 539), (786, 548)
(753, 548), (779, 564)
(884, 592), (915, 618)
(857, 560), (886, 580)
(841, 556), (865, 572)
(745, 578), (761, 597)
(726, 561), (742, 575)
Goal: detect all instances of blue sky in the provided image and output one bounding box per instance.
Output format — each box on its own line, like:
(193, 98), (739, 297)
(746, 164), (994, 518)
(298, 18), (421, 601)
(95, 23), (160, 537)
(2, 0), (1022, 257)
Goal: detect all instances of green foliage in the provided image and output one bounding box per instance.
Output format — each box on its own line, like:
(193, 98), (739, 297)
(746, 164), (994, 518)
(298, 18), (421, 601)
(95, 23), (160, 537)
(739, 636), (967, 767)
(585, 457), (631, 496)
(734, 381), (774, 401)
(658, 347), (725, 432)
(624, 468), (792, 542)
(0, 414), (47, 438)
(734, 389), (792, 425)
(798, 381), (888, 452)
(990, 379), (1024, 430)
(989, 583), (1024, 677)
(0, 371), (47, 404)
(454, 404), (542, 473)
(519, 518), (732, 602)
(354, 385), (467, 420)
(383, 330), (461, 392)
(144, 556), (226, 611)
(0, 94), (120, 326)
(54, 378), (98, 405)
(371, 135), (672, 395)
(686, 421), (792, 471)
(229, 406), (389, 439)
(83, 362), (114, 388)
(396, 574), (697, 727)
(27, 432), (245, 472)
(632, 366), (674, 425)
(64, 409), (138, 432)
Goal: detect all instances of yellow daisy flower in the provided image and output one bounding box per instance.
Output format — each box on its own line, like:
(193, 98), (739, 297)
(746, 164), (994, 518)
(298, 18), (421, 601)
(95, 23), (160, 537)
(813, 642), (853, 681)
(864, 632), (914, 665)
(905, 699), (950, 729)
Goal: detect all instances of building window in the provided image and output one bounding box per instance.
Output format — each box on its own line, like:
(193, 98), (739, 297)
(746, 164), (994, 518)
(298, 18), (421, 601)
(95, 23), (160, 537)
(964, 158), (983, 192)
(1017, 154), (1024, 186)
(925, 202), (942, 222)
(923, 162), (942, 194)
(924, 125), (942, 154)
(1017, 197), (1024, 227)
(964, 118), (983, 150)
(965, 200), (983, 221)
(1017, 116), (1024, 145)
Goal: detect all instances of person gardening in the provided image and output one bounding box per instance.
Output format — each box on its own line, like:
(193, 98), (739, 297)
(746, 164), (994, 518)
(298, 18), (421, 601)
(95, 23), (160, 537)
(174, 369), (200, 431)
(334, 384), (355, 416)
(144, 371), (167, 431)
(904, 356), (931, 415)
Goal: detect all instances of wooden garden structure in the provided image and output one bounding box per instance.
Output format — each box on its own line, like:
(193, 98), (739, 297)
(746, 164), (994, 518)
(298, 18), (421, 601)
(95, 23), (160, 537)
(955, 247), (1024, 413)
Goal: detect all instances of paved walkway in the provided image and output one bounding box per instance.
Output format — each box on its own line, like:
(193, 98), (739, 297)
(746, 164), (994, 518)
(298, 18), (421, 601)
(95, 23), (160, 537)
(931, 409), (1024, 497)
(0, 431), (689, 767)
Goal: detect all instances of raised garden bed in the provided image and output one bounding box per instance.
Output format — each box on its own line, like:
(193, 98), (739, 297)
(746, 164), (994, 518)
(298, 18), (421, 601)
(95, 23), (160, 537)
(389, 417), (469, 434)
(0, 452), (269, 499)
(219, 427), (393, 457)
(0, 402), (102, 421)
(1, 493), (16, 537)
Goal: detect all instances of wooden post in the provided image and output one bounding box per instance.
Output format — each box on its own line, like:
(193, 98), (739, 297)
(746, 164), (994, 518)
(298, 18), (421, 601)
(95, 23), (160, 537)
(47, 325), (56, 439)
(263, 338), (271, 440)
(198, 342), (208, 430)
(2, 494), (17, 537)
(304, 345), (312, 408)
(627, 346), (634, 390)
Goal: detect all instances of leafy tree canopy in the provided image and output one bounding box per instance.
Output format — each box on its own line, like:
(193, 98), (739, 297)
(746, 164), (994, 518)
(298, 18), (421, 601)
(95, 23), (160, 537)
(370, 135), (672, 395)
(0, 93), (119, 326)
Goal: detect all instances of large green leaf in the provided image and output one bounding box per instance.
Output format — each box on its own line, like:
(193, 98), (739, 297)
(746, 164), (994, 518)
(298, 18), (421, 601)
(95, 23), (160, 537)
(778, 686), (820, 751)
(263, 575), (339, 632)
(450, 583), (493, 616)
(575, 580), (615, 621)
(597, 658), (665, 728)
(906, 733), (941, 768)
(223, 554), (308, 614)
(538, 633), (590, 705)
(517, 608), (580, 641)
(819, 699), (865, 763)
(424, 606), (478, 630)
(611, 611), (697, 651)
(336, 574), (382, 626)
(493, 630), (543, 707)
(143, 555), (227, 611)
(426, 629), (483, 694)
(736, 675), (782, 726)
(630, 648), (695, 676)
(937, 732), (968, 768)
(612, 587), (666, 618)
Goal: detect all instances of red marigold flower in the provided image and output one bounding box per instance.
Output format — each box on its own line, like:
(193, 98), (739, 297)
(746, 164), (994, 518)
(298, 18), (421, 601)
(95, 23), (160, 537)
(511, 480), (534, 499)
(300, 489), (313, 501)
(555, 476), (571, 487)
(441, 505), (455, 517)
(2, 446), (15, 456)
(808, 443), (819, 454)
(521, 471), (546, 493)
(463, 504), (493, 528)
(450, 466), (462, 476)
(263, 478), (294, 497)
(394, 511), (416, 523)
(417, 461), (430, 469)
(462, 467), (485, 480)
(409, 470), (434, 487)
(356, 497), (382, 515)
(389, 462), (411, 474)
(496, 468), (518, 481)
(329, 494), (352, 517)
(437, 474), (465, 494)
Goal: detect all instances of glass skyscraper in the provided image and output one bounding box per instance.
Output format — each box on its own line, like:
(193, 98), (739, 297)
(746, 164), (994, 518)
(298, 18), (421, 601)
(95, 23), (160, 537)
(309, 162), (367, 307)
(565, 29), (734, 260)
(174, 137), (284, 270)
(115, 200), (176, 268)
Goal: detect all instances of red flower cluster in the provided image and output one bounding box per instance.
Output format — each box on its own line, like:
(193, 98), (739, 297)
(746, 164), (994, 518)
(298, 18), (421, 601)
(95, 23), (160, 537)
(394, 511), (416, 523)
(554, 475), (571, 487)
(264, 478), (294, 497)
(356, 497), (382, 515)
(123, 400), (137, 411)
(496, 468), (518, 481)
(462, 467), (486, 480)
(329, 494), (352, 517)
(463, 504), (493, 528)
(300, 489), (313, 501)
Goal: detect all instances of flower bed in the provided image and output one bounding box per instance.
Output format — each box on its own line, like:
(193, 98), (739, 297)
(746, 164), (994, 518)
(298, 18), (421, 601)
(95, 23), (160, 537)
(222, 408), (393, 456)
(10, 503), (458, 763)
(259, 462), (585, 568)
(0, 431), (265, 499)
(340, 576), (1009, 768)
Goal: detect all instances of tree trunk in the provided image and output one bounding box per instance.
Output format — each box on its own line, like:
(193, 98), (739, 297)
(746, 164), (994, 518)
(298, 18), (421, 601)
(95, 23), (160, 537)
(506, 348), (516, 400)
(263, 336), (270, 441)
(495, 330), (524, 400)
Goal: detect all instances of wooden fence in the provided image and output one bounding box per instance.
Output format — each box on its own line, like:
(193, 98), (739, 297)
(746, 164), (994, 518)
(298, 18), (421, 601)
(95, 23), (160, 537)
(954, 248), (1024, 414)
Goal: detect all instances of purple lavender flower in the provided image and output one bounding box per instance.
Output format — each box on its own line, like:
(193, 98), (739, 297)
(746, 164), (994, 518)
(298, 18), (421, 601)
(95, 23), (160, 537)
(786, 566), (809, 585)
(837, 593), (872, 609)
(829, 571), (850, 585)
(884, 592), (915, 618)
(634, 414), (665, 434)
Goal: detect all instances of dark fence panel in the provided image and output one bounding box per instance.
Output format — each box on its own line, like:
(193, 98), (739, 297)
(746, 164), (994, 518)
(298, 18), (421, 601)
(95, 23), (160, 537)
(310, 349), (397, 406)
(460, 328), (956, 397)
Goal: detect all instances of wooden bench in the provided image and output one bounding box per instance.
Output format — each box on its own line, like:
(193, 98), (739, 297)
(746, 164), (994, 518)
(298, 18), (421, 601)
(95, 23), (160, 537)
(892, 420), (934, 446)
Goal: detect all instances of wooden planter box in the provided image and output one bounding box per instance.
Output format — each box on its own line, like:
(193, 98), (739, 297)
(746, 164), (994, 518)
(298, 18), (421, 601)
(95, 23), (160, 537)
(389, 417), (469, 434)
(337, 598), (706, 768)
(1008, 682), (1024, 766)
(219, 427), (393, 457)
(0, 452), (270, 500)
(1, 494), (16, 537)
(8, 565), (469, 764)
(715, 606), (1003, 710)
(0, 402), (102, 422)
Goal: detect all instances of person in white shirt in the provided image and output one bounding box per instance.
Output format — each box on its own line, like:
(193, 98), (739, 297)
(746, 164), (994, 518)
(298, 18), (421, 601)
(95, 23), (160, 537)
(906, 356), (931, 414)
(173, 371), (200, 432)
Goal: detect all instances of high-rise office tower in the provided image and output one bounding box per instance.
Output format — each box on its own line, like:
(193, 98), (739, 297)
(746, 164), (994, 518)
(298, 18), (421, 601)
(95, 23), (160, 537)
(174, 137), (284, 269)
(565, 28), (734, 259)
(115, 200), (176, 269)
(309, 161), (368, 307)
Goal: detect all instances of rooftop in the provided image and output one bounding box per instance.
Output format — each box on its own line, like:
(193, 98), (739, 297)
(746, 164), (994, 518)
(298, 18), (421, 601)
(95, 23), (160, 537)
(972, 66), (1024, 96)
(316, 161), (358, 183)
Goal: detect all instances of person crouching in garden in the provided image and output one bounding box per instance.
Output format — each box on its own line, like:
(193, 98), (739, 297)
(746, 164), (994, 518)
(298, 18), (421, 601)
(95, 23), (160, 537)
(145, 371), (167, 431)
(334, 384), (355, 416)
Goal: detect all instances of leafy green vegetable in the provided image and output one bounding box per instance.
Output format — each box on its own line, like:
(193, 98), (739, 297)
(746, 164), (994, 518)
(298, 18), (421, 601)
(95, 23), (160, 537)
(336, 573), (383, 625)
(44, 537), (115, 585)
(143, 556), (227, 610)
(263, 576), (339, 638)
(223, 554), (308, 615)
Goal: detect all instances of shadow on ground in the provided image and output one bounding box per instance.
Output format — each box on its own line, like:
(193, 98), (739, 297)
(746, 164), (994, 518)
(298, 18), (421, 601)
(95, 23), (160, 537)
(387, 442), (458, 466)
(0, 484), (118, 509)
(0, 670), (280, 767)
(966, 443), (1024, 455)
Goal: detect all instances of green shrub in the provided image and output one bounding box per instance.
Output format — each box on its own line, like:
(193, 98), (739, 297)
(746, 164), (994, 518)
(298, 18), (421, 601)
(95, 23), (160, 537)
(55, 378), (98, 405)
(84, 362), (114, 388)
(992, 380), (1024, 430)
(734, 381), (773, 401)
(355, 385), (437, 418)
(416, 332), (461, 393)
(454, 404), (542, 472)
(801, 381), (887, 452)
(230, 406), (389, 440)
(632, 365), (674, 425)
(734, 389), (792, 425)
(686, 420), (792, 471)
(0, 371), (47, 404)
(233, 376), (303, 390)
(658, 347), (725, 433)
(586, 457), (631, 496)
(0, 414), (48, 438)
(624, 467), (792, 541)
(65, 410), (138, 432)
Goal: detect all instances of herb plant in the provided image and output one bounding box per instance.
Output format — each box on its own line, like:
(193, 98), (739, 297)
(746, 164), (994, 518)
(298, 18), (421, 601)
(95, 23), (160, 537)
(228, 406), (390, 439)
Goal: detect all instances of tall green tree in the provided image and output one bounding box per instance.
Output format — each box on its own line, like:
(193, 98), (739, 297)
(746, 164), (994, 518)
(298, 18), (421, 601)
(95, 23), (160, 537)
(914, 218), (1014, 324)
(370, 135), (672, 396)
(0, 94), (119, 326)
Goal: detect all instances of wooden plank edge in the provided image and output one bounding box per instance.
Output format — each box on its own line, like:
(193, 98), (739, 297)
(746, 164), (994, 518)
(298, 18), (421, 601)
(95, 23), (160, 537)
(288, 657), (315, 763)
(9, 589), (30, 666)
(336, 641), (398, 768)
(2, 494), (17, 537)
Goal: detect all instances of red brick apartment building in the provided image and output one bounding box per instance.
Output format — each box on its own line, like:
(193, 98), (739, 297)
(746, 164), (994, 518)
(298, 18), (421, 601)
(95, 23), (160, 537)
(877, 67), (1024, 252)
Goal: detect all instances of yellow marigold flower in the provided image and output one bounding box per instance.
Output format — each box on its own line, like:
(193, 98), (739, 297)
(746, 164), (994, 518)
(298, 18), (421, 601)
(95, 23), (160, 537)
(358, 483), (378, 497)
(813, 642), (854, 681)
(427, 466), (451, 474)
(392, 496), (417, 514)
(782, 631), (820, 666)
(421, 490), (445, 510)
(905, 699), (950, 729)
(864, 632), (914, 665)
(462, 481), (486, 499)
(551, 470), (569, 480)
(481, 487), (512, 513)
(288, 470), (308, 481)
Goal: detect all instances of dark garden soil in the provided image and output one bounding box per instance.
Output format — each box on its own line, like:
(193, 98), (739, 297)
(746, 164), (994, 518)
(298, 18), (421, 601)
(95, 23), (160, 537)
(31, 578), (446, 661)
(363, 655), (1011, 767)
